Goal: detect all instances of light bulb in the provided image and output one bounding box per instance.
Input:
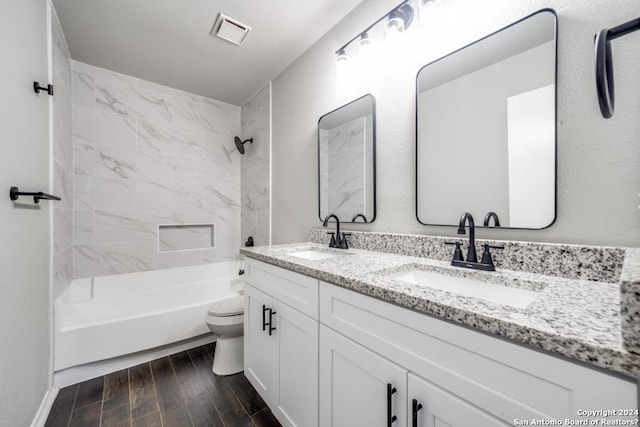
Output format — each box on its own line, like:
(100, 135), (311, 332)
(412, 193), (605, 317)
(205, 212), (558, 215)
(384, 4), (414, 37)
(335, 49), (351, 83)
(385, 12), (406, 34)
(420, 0), (437, 9)
(358, 32), (375, 59)
(358, 32), (373, 50)
(335, 49), (348, 64)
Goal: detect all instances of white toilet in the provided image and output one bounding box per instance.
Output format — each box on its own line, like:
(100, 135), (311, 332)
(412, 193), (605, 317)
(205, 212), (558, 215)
(205, 294), (245, 375)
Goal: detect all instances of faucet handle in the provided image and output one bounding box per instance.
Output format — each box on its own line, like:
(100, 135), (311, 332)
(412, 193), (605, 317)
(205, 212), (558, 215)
(445, 241), (464, 262)
(326, 232), (336, 247)
(341, 233), (351, 249)
(480, 244), (504, 267)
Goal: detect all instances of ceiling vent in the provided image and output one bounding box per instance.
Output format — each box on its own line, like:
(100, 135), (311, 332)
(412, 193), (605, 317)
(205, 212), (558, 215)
(211, 13), (251, 46)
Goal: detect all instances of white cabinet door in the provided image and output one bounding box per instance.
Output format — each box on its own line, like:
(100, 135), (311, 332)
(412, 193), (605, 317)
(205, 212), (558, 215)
(274, 299), (318, 427)
(244, 284), (278, 407)
(245, 282), (319, 427)
(320, 326), (407, 427)
(408, 373), (509, 427)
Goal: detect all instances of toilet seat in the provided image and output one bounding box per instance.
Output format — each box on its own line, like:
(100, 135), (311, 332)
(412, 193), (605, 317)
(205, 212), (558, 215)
(207, 295), (244, 317)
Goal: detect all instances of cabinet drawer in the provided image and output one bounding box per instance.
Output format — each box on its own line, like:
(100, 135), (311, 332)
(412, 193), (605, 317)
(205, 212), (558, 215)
(320, 281), (637, 423)
(245, 258), (319, 319)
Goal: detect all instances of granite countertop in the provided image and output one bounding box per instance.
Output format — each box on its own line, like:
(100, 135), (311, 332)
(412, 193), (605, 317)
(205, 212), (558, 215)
(241, 242), (640, 379)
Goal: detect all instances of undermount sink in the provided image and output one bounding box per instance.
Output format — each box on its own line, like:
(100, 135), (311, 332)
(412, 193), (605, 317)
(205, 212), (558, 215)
(384, 268), (542, 309)
(287, 250), (345, 261)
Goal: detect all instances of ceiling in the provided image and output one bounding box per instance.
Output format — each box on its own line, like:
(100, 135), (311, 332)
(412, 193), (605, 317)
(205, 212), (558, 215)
(52, 0), (366, 105)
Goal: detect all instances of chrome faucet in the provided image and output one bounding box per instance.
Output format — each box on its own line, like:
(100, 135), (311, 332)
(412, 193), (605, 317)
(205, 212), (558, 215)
(322, 214), (350, 249)
(457, 212), (477, 263)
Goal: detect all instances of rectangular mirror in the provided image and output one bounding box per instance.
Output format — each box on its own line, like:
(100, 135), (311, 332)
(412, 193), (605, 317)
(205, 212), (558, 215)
(416, 9), (557, 229)
(318, 94), (376, 223)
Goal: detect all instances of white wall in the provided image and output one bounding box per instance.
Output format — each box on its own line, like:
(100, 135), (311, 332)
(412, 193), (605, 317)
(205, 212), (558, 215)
(272, 0), (640, 247)
(0, 0), (51, 424)
(72, 62), (241, 278)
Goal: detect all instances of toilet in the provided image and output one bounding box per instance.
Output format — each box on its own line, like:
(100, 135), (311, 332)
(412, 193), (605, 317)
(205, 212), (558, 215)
(205, 294), (245, 375)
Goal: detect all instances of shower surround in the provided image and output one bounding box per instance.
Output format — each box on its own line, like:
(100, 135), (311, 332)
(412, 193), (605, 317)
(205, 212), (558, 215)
(52, 10), (73, 298)
(240, 83), (271, 246)
(72, 61), (241, 278)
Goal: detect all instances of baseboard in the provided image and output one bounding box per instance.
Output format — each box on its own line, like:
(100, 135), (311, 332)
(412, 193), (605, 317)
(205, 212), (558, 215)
(53, 333), (216, 388)
(30, 388), (59, 427)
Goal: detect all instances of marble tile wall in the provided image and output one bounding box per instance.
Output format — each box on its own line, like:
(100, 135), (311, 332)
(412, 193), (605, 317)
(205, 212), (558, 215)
(72, 61), (241, 278)
(52, 8), (74, 298)
(240, 84), (271, 246)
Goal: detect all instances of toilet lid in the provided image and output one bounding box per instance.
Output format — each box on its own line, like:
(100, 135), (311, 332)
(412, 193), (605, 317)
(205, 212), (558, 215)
(207, 295), (244, 317)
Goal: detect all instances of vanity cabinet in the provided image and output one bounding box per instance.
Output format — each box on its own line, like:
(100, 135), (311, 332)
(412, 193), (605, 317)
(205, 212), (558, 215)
(244, 258), (637, 427)
(319, 281), (637, 426)
(244, 259), (319, 427)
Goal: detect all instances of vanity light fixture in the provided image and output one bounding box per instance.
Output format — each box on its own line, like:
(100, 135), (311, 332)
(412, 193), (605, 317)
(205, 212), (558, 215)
(334, 0), (419, 78)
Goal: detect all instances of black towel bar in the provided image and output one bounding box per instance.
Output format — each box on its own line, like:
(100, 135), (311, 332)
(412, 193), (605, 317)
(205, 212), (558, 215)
(595, 17), (640, 118)
(9, 187), (61, 204)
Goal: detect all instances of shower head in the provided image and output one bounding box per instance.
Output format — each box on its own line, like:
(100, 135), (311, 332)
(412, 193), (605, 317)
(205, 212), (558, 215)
(234, 136), (253, 154)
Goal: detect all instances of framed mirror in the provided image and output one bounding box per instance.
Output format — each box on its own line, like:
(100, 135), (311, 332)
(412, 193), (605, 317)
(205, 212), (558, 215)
(416, 9), (557, 229)
(318, 94), (376, 223)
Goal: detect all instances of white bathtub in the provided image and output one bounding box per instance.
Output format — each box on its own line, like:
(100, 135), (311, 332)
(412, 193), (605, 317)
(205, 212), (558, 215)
(54, 261), (243, 372)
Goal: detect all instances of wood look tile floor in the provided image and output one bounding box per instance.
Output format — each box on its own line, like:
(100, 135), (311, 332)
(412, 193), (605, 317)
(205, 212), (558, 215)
(45, 344), (282, 427)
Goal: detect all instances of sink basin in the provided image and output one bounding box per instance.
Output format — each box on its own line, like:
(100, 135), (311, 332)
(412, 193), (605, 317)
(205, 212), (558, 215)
(287, 250), (343, 261)
(384, 269), (541, 309)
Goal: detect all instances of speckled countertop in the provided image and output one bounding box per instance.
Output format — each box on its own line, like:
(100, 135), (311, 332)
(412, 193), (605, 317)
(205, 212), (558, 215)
(241, 242), (640, 379)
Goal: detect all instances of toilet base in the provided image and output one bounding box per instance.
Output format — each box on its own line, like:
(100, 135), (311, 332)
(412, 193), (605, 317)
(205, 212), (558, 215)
(212, 335), (244, 376)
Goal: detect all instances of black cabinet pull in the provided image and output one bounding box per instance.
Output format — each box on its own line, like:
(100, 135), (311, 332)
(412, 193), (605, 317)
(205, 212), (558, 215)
(386, 383), (397, 426)
(412, 399), (423, 427)
(268, 308), (276, 335)
(262, 305), (269, 331)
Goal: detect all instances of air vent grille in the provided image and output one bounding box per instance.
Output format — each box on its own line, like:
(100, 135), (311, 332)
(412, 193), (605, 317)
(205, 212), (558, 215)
(211, 13), (251, 46)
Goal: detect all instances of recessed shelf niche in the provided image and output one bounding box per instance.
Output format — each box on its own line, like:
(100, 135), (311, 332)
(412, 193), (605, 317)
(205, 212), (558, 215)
(158, 224), (215, 252)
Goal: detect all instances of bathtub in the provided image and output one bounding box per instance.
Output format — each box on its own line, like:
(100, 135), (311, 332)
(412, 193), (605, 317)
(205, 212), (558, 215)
(54, 261), (243, 372)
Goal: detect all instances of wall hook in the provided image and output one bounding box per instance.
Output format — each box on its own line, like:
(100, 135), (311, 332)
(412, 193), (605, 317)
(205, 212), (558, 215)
(10, 187), (61, 204)
(594, 17), (640, 118)
(33, 81), (54, 96)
